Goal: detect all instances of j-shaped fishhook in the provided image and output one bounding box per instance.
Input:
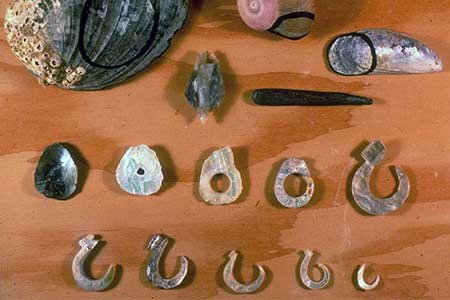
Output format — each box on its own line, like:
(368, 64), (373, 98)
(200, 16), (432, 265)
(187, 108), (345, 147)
(146, 234), (189, 289)
(352, 140), (410, 215)
(357, 264), (381, 291)
(223, 250), (266, 294)
(300, 250), (331, 290)
(72, 234), (116, 292)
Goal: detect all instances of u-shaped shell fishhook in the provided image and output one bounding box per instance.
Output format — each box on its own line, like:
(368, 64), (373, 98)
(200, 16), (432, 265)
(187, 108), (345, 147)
(352, 140), (410, 215)
(300, 250), (331, 290)
(72, 234), (117, 292)
(223, 250), (266, 294)
(357, 264), (381, 291)
(146, 234), (189, 289)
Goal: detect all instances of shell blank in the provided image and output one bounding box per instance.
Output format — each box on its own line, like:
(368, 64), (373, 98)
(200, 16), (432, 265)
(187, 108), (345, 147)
(34, 143), (78, 200)
(116, 145), (164, 196)
(327, 29), (443, 75)
(199, 146), (242, 205)
(4, 0), (189, 90)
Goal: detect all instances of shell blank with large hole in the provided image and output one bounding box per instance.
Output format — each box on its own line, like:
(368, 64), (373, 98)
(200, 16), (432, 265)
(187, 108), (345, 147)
(199, 147), (242, 205)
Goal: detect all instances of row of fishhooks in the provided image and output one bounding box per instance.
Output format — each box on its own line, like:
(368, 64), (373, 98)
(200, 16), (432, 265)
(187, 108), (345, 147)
(73, 234), (380, 293)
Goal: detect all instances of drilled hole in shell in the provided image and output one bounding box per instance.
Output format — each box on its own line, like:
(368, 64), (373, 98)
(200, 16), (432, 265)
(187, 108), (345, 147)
(136, 168), (145, 176)
(210, 173), (230, 193)
(284, 174), (307, 197)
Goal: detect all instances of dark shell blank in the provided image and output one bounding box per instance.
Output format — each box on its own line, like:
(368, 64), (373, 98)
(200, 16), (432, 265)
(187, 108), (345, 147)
(4, 0), (189, 90)
(34, 143), (78, 200)
(327, 29), (443, 75)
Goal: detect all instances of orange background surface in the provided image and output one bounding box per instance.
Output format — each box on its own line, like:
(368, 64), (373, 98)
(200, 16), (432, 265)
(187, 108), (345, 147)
(1, 0), (450, 299)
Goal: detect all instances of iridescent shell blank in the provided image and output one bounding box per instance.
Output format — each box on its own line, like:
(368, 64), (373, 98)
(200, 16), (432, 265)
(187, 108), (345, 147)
(34, 143), (78, 200)
(116, 145), (163, 196)
(327, 29), (443, 75)
(199, 146), (242, 205)
(237, 0), (314, 40)
(4, 0), (189, 90)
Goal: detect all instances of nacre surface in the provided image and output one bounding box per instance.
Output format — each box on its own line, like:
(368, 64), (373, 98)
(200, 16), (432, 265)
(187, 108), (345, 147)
(328, 29), (443, 75)
(34, 143), (78, 200)
(199, 146), (242, 205)
(116, 145), (163, 196)
(4, 0), (189, 90)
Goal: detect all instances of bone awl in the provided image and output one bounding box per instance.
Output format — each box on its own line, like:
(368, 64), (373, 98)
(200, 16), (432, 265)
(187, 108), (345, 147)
(252, 89), (373, 106)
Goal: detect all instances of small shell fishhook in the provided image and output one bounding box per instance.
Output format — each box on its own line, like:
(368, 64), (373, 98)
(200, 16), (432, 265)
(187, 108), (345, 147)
(274, 158), (314, 208)
(223, 250), (266, 294)
(352, 140), (410, 215)
(146, 234), (189, 289)
(300, 250), (331, 290)
(72, 234), (116, 292)
(357, 264), (381, 291)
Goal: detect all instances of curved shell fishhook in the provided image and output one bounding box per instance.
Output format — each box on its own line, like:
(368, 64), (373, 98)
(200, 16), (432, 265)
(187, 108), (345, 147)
(357, 264), (381, 291)
(300, 250), (331, 290)
(72, 234), (116, 292)
(146, 234), (189, 289)
(223, 250), (266, 294)
(352, 140), (410, 215)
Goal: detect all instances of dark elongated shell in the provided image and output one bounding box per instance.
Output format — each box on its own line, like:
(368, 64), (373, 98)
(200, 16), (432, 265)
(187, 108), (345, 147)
(34, 143), (78, 200)
(4, 0), (189, 90)
(327, 29), (443, 75)
(252, 89), (373, 106)
(237, 0), (314, 40)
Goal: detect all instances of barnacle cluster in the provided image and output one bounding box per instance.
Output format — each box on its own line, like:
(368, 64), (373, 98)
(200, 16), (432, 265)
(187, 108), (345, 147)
(4, 0), (85, 87)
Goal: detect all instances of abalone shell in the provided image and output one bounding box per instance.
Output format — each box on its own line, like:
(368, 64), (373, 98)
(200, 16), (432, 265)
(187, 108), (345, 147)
(327, 29), (443, 75)
(34, 143), (78, 200)
(4, 0), (189, 90)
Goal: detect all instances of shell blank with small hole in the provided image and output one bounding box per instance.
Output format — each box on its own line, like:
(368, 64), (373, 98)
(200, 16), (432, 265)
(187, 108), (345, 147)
(116, 145), (164, 196)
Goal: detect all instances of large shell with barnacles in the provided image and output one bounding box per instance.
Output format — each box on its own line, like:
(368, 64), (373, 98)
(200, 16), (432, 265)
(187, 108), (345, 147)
(237, 0), (314, 40)
(327, 29), (443, 75)
(4, 0), (189, 90)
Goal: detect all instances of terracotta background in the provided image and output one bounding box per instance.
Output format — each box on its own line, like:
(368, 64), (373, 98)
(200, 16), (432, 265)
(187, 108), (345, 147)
(1, 0), (450, 299)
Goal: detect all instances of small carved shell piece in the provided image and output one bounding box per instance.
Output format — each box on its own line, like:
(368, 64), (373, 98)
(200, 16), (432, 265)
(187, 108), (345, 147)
(328, 29), (443, 75)
(116, 145), (164, 196)
(237, 0), (315, 40)
(199, 146), (242, 205)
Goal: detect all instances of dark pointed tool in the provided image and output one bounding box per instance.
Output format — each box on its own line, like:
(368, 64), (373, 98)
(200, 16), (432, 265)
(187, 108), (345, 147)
(252, 89), (373, 106)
